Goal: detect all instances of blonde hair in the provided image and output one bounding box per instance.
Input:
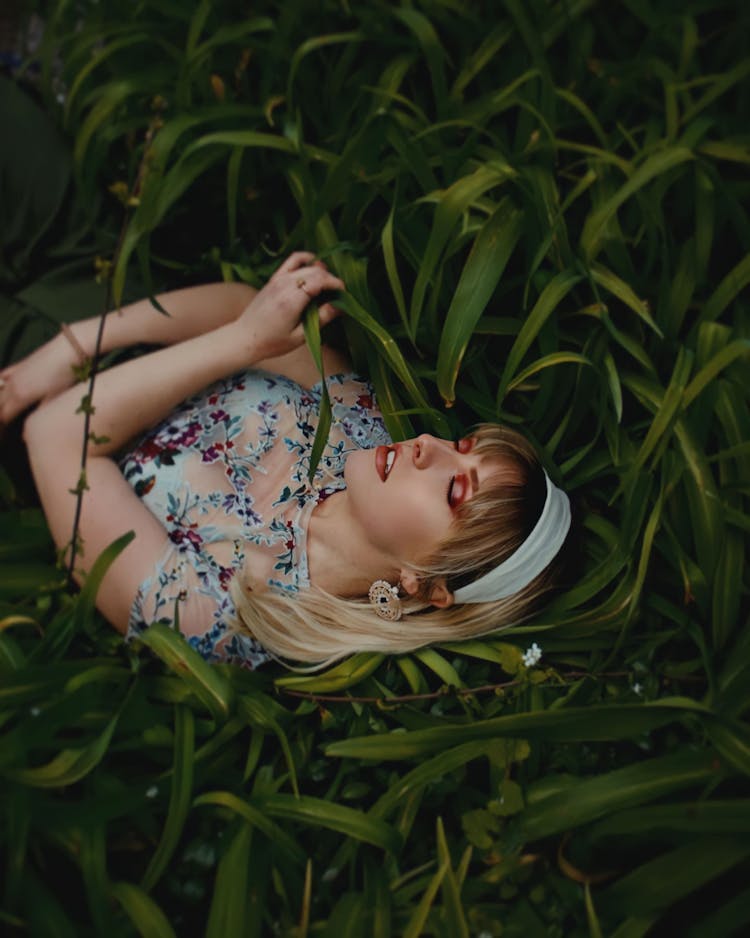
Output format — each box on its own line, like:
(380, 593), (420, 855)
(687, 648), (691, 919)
(231, 424), (567, 668)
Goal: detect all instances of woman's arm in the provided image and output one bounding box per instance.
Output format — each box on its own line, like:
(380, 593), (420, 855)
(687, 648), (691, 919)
(59, 282), (259, 357)
(0, 282), (256, 426)
(1, 253), (350, 426)
(22, 254), (345, 630)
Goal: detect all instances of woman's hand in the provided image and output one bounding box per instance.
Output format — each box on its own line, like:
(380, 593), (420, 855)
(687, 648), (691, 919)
(0, 331), (83, 429)
(234, 252), (345, 360)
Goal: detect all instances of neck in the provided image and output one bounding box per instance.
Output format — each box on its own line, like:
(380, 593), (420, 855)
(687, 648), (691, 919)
(307, 490), (397, 597)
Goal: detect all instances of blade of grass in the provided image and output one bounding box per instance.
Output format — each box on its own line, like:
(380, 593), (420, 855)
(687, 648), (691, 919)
(580, 147), (694, 261)
(436, 198), (523, 403)
(141, 704), (195, 891)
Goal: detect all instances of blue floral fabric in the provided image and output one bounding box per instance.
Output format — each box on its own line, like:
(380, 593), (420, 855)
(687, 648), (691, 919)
(119, 369), (390, 668)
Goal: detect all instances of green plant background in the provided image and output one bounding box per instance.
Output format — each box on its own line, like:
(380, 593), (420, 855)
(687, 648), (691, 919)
(1, 1), (749, 935)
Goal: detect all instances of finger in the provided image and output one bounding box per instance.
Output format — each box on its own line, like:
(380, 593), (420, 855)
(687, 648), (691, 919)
(279, 251), (317, 273)
(318, 303), (343, 327)
(291, 266), (345, 296)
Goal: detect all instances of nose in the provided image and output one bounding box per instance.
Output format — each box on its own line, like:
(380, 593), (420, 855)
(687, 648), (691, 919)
(412, 434), (452, 468)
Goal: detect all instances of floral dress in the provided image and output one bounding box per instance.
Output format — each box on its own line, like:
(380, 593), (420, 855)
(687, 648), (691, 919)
(119, 369), (391, 668)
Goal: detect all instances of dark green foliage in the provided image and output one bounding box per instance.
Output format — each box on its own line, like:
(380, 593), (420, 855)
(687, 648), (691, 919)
(1, 0), (749, 934)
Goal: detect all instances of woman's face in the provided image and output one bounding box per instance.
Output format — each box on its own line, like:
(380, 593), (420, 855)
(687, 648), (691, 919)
(343, 433), (508, 569)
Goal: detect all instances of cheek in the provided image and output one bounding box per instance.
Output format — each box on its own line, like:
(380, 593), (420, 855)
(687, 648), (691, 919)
(390, 482), (452, 549)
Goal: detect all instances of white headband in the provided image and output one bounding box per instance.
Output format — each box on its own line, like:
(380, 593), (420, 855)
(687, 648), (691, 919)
(453, 472), (570, 604)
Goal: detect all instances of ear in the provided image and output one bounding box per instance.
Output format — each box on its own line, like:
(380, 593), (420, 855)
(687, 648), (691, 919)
(399, 570), (455, 609)
(427, 580), (455, 609)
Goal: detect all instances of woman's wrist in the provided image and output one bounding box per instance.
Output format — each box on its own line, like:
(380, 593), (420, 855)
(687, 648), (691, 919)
(55, 317), (108, 362)
(59, 323), (90, 366)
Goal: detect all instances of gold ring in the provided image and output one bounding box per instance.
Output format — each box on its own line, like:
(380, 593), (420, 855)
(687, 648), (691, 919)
(296, 278), (312, 297)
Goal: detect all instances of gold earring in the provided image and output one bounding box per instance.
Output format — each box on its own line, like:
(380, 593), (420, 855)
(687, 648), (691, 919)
(368, 579), (402, 621)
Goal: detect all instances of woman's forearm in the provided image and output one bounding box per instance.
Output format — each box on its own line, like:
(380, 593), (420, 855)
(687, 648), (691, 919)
(25, 319), (259, 458)
(66, 282), (257, 358)
(25, 253), (345, 460)
(31, 253), (346, 455)
(0, 283), (250, 429)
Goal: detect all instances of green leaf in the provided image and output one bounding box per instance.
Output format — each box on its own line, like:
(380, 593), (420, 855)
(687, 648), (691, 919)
(504, 351), (592, 394)
(497, 269), (583, 403)
(589, 262), (663, 337)
(409, 164), (515, 336)
(30, 531), (134, 662)
(141, 705), (195, 891)
(600, 837), (750, 919)
(303, 303), (332, 482)
(287, 32), (366, 109)
(436, 198), (523, 403)
(338, 294), (448, 436)
(438, 639), (524, 674)
(682, 339), (750, 410)
(193, 790), (305, 864)
(589, 800), (750, 840)
(326, 700), (708, 760)
(189, 17), (273, 63)
(580, 147), (694, 261)
(625, 347), (693, 481)
(436, 816), (469, 938)
(585, 883), (604, 938)
(519, 749), (718, 841)
(381, 188), (410, 338)
(205, 822), (253, 938)
(413, 647), (464, 688)
(275, 652), (385, 692)
(402, 859), (449, 938)
(111, 882), (176, 938)
(703, 715), (750, 777)
(392, 8), (447, 116)
(256, 793), (402, 853)
(139, 623), (234, 721)
(372, 739), (520, 820)
(4, 711), (119, 788)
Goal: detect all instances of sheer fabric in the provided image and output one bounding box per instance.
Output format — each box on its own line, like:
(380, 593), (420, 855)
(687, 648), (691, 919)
(119, 369), (390, 667)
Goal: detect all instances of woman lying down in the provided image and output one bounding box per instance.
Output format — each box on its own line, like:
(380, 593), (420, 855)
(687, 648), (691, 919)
(0, 252), (571, 669)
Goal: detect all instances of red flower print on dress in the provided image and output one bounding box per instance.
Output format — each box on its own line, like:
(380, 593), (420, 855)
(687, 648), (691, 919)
(218, 566), (234, 591)
(169, 527), (203, 552)
(175, 420), (203, 448)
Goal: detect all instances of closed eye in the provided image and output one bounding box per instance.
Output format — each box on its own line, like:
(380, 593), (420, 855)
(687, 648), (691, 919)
(454, 438), (480, 495)
(447, 474), (468, 508)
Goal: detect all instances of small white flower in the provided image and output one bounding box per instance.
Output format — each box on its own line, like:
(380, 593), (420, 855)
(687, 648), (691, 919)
(633, 682), (643, 695)
(522, 642), (542, 668)
(145, 785), (159, 799)
(30, 706), (41, 717)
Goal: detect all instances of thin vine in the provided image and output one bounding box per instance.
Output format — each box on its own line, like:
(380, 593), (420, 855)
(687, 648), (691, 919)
(278, 670), (636, 705)
(65, 110), (163, 586)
